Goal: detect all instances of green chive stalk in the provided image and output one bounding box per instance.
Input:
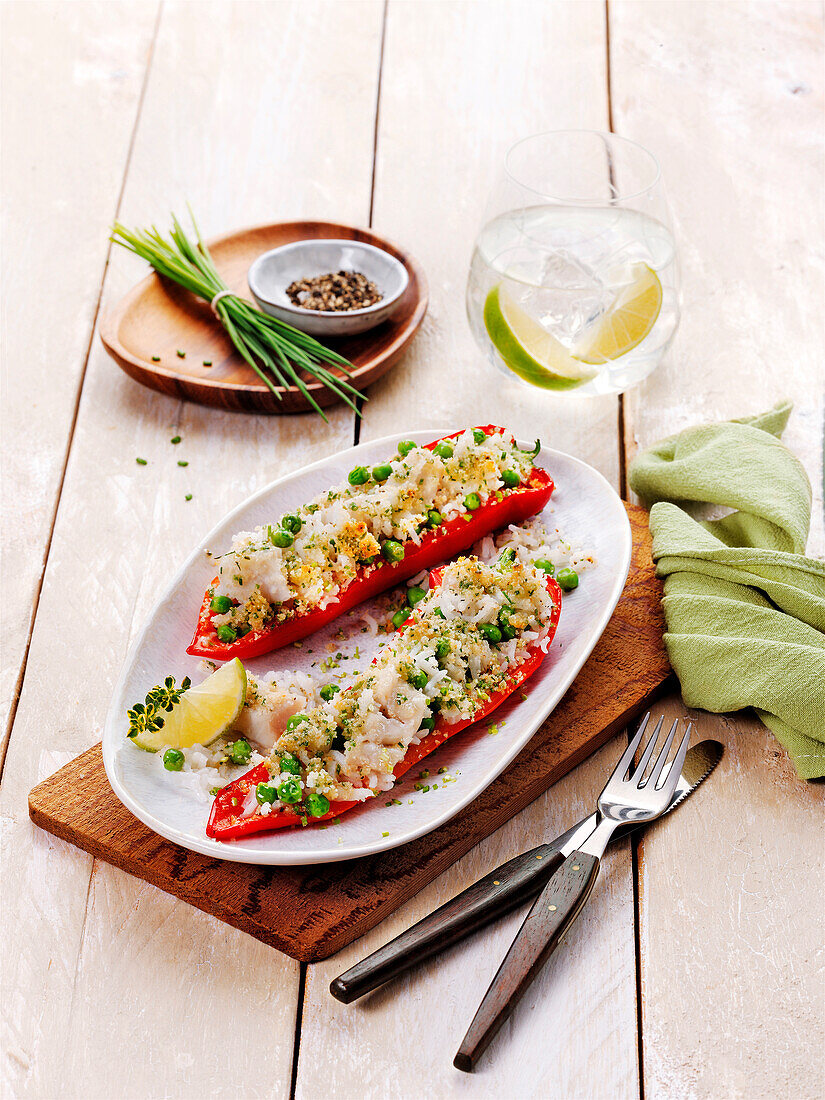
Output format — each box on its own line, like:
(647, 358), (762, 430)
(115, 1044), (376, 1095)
(111, 210), (365, 420)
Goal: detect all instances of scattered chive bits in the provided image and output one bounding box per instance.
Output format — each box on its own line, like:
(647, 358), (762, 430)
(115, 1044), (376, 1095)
(203, 360), (212, 366)
(176, 349), (186, 358)
(177, 460), (188, 467)
(185, 493), (193, 501)
(171, 436), (181, 444)
(136, 457), (147, 465)
(151, 355), (161, 362)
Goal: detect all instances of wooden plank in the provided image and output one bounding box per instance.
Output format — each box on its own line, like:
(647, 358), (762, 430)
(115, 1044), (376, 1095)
(0, 0), (159, 753)
(610, 3), (825, 1097)
(0, 3), (384, 1097)
(296, 2), (642, 1095)
(28, 503), (669, 961)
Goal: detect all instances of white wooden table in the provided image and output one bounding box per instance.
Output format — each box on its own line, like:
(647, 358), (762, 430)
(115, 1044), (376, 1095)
(2, 3), (823, 1097)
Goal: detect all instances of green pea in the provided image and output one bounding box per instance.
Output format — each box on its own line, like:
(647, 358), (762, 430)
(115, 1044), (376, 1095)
(397, 440), (416, 457)
(279, 751), (302, 775)
(282, 514), (302, 534)
(305, 792), (331, 818)
(407, 585), (426, 607)
(426, 509), (443, 528)
(434, 442), (454, 460)
(372, 463), (393, 482)
(348, 466), (371, 486)
(286, 714), (309, 734)
(472, 428), (486, 445)
(419, 716), (436, 732)
(435, 638), (450, 660)
(479, 623), (502, 644)
(534, 558), (555, 576)
(381, 539), (405, 564)
(210, 595), (232, 613)
(464, 492), (481, 511)
(392, 608), (409, 629)
(557, 567), (579, 592)
(407, 669), (428, 691)
(229, 739), (252, 765)
(216, 624), (237, 643)
(277, 779), (302, 804)
(498, 547), (516, 567)
(256, 782), (277, 804)
(269, 527), (294, 548)
(501, 469), (520, 489)
(163, 748), (185, 771)
(320, 684), (340, 702)
(498, 609), (517, 641)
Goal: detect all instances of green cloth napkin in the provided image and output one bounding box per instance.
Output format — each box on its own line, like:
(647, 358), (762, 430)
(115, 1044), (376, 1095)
(628, 401), (825, 780)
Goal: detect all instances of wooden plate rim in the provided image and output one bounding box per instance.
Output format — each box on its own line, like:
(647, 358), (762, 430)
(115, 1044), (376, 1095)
(99, 219), (429, 399)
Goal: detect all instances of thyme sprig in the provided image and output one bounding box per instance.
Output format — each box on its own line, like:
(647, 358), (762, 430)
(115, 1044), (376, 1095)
(127, 676), (192, 740)
(111, 209), (366, 420)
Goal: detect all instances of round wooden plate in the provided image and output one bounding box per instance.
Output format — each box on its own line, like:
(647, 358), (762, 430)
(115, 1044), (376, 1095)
(99, 221), (428, 414)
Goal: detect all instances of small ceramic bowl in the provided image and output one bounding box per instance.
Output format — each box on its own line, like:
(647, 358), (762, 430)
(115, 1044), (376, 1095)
(247, 239), (409, 337)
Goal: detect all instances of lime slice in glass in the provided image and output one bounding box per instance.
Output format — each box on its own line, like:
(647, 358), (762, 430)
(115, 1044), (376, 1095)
(575, 263), (663, 364)
(130, 658), (247, 751)
(483, 284), (598, 390)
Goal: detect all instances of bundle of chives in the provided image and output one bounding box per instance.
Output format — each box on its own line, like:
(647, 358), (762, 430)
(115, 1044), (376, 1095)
(111, 210), (365, 419)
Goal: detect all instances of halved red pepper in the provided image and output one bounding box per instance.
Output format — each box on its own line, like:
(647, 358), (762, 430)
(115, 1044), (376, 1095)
(188, 425), (553, 661)
(206, 568), (563, 841)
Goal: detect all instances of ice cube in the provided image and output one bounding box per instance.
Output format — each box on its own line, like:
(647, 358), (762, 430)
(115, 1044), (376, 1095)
(504, 248), (611, 343)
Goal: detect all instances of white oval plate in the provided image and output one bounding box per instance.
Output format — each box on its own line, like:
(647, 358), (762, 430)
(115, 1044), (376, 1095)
(103, 431), (631, 865)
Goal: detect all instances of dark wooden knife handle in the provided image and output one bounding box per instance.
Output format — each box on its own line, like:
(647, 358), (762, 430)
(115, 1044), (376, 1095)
(454, 851), (600, 1072)
(329, 846), (565, 1004)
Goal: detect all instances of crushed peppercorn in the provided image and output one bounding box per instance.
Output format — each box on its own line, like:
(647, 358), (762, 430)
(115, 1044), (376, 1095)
(286, 270), (383, 312)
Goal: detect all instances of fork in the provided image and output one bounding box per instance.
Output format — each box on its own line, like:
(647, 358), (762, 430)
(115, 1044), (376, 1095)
(454, 712), (691, 1072)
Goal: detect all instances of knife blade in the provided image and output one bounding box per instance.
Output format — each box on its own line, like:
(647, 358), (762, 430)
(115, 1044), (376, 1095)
(329, 739), (722, 1004)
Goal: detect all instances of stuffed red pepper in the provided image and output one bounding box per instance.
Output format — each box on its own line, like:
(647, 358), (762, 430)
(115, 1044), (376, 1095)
(188, 425), (553, 662)
(207, 551), (562, 839)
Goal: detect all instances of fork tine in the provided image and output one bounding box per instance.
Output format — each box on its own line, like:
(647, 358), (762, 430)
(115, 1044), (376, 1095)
(656, 726), (693, 798)
(610, 712), (651, 782)
(630, 715), (665, 782)
(647, 718), (680, 788)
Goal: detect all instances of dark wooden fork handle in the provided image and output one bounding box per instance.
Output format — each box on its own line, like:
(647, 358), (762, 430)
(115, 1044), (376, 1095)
(454, 851), (600, 1072)
(329, 845), (566, 1004)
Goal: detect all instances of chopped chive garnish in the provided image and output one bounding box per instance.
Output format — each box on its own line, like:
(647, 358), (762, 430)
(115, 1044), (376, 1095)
(176, 349), (185, 358)
(381, 831), (389, 838)
(171, 436), (181, 444)
(185, 493), (193, 501)
(151, 355), (160, 362)
(177, 460), (188, 467)
(203, 360), (212, 366)
(136, 457), (147, 465)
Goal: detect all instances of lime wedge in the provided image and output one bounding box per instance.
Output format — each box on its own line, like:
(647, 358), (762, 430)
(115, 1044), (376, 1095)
(575, 263), (663, 364)
(129, 659), (247, 752)
(483, 285), (598, 390)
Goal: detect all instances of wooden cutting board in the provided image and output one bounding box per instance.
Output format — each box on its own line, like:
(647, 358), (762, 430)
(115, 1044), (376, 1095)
(28, 503), (671, 961)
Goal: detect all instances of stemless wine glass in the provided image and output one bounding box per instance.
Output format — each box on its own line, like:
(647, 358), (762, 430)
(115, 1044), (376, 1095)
(466, 130), (680, 396)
